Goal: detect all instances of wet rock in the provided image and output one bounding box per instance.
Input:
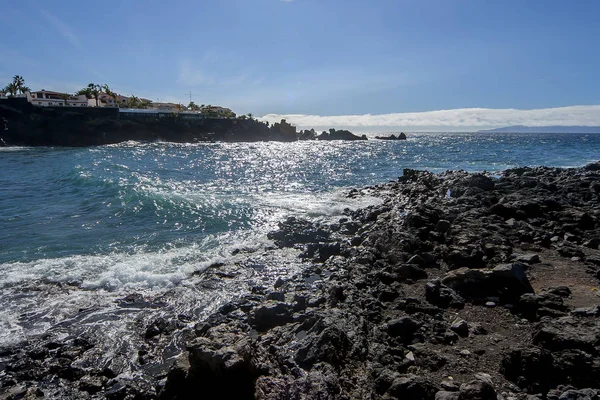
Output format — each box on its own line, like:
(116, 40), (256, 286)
(268, 217), (331, 248)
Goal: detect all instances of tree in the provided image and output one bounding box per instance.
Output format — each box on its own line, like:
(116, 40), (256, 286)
(12, 76), (26, 93)
(87, 83), (102, 106)
(102, 84), (118, 107)
(3, 76), (28, 96)
(76, 87), (92, 98)
(61, 93), (71, 106)
(126, 95), (140, 108)
(247, 113), (253, 120)
(3, 83), (18, 96)
(176, 103), (185, 112)
(188, 101), (200, 111)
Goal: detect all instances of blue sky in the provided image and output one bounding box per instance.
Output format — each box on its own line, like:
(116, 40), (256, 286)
(2, 0), (600, 130)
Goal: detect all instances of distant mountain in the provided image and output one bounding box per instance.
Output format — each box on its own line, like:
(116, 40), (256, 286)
(478, 125), (600, 133)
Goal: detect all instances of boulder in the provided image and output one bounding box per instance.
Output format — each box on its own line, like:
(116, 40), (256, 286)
(249, 302), (294, 331)
(387, 374), (438, 399)
(450, 318), (469, 337)
(458, 380), (496, 400)
(441, 263), (534, 302)
(387, 316), (422, 342)
(425, 279), (465, 309)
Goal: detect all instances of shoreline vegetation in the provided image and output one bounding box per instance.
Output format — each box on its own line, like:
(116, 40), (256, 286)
(1, 162), (600, 399)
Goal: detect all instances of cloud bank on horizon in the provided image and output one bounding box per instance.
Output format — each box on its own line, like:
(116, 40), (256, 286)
(260, 105), (600, 131)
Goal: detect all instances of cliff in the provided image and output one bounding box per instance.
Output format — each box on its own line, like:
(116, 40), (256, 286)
(0, 99), (296, 146)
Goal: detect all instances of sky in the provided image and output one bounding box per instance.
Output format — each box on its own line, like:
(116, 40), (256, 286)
(2, 0), (600, 131)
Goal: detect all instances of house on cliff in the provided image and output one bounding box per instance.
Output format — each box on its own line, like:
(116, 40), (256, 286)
(29, 90), (88, 107)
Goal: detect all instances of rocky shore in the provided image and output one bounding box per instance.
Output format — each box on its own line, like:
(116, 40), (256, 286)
(2, 162), (600, 399)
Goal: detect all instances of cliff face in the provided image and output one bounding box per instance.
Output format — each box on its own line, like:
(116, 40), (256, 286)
(0, 99), (295, 146)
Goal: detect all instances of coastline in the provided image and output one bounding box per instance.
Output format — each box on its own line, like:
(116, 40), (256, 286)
(2, 162), (600, 399)
(0, 98), (367, 146)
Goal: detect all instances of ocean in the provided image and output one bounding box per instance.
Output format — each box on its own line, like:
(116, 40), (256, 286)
(1, 132), (599, 373)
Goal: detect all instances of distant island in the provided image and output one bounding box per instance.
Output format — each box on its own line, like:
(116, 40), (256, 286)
(478, 125), (600, 133)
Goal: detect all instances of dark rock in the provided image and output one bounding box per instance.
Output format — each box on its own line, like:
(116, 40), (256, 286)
(441, 263), (533, 302)
(557, 388), (599, 399)
(583, 238), (600, 249)
(425, 279), (465, 309)
(515, 253), (541, 264)
(268, 217), (331, 248)
(436, 390), (461, 400)
(248, 302), (294, 331)
(515, 292), (568, 321)
(387, 374), (438, 399)
(388, 316), (422, 342)
(450, 318), (469, 337)
(296, 324), (351, 368)
(458, 380), (496, 400)
(501, 347), (554, 392)
(533, 317), (599, 354)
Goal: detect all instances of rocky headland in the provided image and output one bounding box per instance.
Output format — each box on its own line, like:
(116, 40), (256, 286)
(375, 132), (407, 140)
(2, 162), (600, 399)
(0, 99), (373, 146)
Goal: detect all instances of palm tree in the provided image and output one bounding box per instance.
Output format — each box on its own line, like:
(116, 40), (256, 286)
(12, 76), (24, 92)
(3, 83), (18, 96)
(20, 86), (31, 94)
(102, 84), (118, 107)
(176, 103), (185, 112)
(126, 95), (140, 108)
(87, 83), (101, 106)
(188, 101), (200, 111)
(61, 93), (71, 106)
(76, 87), (92, 99)
(247, 113), (253, 120)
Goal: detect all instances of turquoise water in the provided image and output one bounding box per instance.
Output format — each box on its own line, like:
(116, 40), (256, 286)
(0, 132), (598, 361)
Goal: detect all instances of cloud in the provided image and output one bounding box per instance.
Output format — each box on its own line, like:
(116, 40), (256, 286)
(178, 60), (214, 86)
(39, 9), (83, 50)
(260, 106), (600, 131)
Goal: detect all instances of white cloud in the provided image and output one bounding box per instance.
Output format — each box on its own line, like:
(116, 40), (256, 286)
(260, 106), (600, 131)
(39, 9), (83, 50)
(178, 60), (214, 86)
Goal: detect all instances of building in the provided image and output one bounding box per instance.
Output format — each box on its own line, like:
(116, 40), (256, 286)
(89, 93), (125, 108)
(29, 90), (88, 107)
(202, 105), (232, 115)
(150, 102), (181, 111)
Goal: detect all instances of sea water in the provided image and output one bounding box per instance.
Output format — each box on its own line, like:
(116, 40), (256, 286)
(0, 132), (598, 371)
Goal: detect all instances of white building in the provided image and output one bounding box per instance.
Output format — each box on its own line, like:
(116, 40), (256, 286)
(29, 90), (88, 107)
(202, 106), (232, 115)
